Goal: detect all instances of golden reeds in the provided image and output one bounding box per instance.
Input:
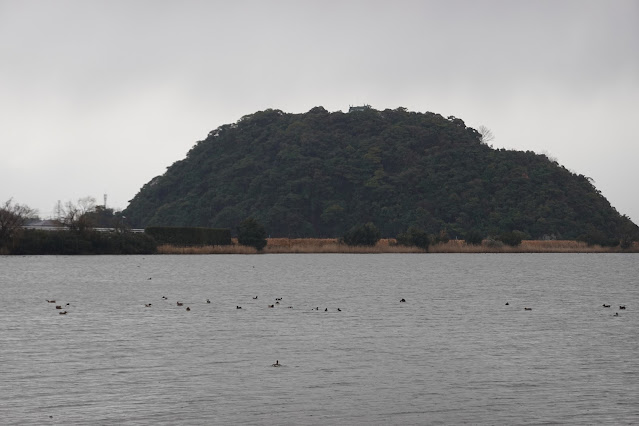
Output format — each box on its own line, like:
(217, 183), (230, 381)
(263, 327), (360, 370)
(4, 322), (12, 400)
(156, 239), (637, 254)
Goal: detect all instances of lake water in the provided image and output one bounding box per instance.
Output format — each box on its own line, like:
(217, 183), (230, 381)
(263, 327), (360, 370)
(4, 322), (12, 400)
(1, 254), (638, 425)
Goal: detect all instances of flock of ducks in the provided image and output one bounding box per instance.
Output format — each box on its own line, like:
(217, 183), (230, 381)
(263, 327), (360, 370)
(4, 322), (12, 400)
(47, 294), (627, 367)
(504, 302), (533, 310)
(603, 304), (626, 317)
(47, 296), (628, 318)
(138, 297), (413, 313)
(46, 299), (69, 315)
(135, 295), (347, 313)
(503, 301), (627, 316)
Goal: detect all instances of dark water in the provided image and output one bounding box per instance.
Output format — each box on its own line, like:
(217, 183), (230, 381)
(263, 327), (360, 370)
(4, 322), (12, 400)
(1, 254), (638, 425)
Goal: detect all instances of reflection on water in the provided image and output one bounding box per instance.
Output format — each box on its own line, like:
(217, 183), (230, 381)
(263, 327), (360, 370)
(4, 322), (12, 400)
(1, 254), (638, 425)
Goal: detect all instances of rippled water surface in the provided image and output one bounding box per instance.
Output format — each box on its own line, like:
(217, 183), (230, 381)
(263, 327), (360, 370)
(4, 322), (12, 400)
(1, 254), (638, 425)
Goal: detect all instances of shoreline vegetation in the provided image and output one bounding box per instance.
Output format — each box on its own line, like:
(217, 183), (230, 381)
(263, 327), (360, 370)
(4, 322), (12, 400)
(157, 238), (639, 254)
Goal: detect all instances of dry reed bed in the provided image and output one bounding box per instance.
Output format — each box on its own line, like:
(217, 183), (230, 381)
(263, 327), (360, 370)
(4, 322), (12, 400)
(157, 239), (637, 254)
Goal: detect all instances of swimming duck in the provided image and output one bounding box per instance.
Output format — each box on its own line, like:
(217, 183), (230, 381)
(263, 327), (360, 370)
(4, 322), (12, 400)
(268, 305), (274, 308)
(47, 300), (56, 303)
(337, 308), (341, 312)
(206, 299), (211, 303)
(603, 304), (611, 308)
(400, 298), (406, 303)
(325, 308), (328, 312)
(253, 296), (258, 299)
(55, 305), (62, 309)
(272, 360), (280, 367)
(620, 305), (626, 310)
(177, 302), (183, 306)
(614, 312), (619, 316)
(162, 296), (168, 300)
(186, 307), (191, 311)
(505, 302), (509, 306)
(236, 306), (242, 309)
(524, 307), (532, 311)
(59, 311), (67, 315)
(145, 304), (152, 307)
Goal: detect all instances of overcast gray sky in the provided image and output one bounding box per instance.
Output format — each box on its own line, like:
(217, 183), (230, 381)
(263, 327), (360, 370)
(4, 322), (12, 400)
(1, 0), (637, 224)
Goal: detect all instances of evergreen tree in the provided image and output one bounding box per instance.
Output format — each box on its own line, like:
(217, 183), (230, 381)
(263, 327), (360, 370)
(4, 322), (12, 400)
(343, 223), (380, 246)
(237, 217), (267, 251)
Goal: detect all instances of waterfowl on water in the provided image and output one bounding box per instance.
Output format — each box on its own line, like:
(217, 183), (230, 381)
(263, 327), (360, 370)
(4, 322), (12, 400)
(524, 307), (532, 311)
(46, 300), (56, 303)
(400, 299), (406, 303)
(325, 308), (328, 312)
(614, 312), (619, 316)
(145, 304), (152, 307)
(186, 307), (191, 311)
(620, 305), (626, 310)
(177, 302), (183, 306)
(55, 305), (62, 309)
(603, 304), (611, 308)
(337, 308), (341, 312)
(236, 306), (242, 309)
(272, 360), (280, 367)
(59, 311), (67, 315)
(162, 296), (168, 300)
(206, 299), (211, 303)
(275, 298), (282, 301)
(505, 302), (509, 306)
(253, 296), (258, 300)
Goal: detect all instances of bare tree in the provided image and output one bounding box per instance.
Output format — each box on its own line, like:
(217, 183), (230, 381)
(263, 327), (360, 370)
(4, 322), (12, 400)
(53, 200), (64, 221)
(0, 198), (38, 244)
(61, 196), (97, 232)
(478, 125), (495, 145)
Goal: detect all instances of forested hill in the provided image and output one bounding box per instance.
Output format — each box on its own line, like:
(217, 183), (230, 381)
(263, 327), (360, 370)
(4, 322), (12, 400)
(123, 106), (636, 240)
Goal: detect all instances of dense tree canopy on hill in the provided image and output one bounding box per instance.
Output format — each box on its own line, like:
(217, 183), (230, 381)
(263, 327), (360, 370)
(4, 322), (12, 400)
(123, 107), (637, 241)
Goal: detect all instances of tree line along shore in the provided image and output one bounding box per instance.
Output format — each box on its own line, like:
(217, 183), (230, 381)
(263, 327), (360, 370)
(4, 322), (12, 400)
(2, 199), (637, 255)
(157, 238), (639, 254)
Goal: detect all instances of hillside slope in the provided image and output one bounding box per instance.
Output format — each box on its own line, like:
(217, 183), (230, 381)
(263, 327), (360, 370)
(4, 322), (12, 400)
(124, 107), (635, 240)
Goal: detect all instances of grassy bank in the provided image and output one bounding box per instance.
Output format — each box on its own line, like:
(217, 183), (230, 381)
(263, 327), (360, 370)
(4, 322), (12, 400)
(156, 238), (639, 254)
